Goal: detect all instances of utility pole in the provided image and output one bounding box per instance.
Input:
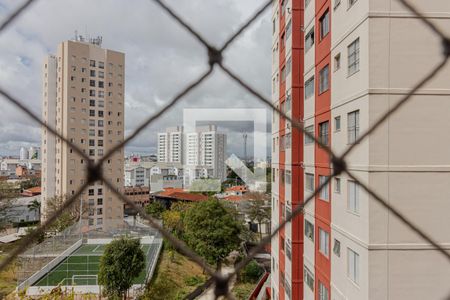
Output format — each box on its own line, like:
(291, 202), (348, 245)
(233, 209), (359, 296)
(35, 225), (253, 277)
(243, 133), (248, 163)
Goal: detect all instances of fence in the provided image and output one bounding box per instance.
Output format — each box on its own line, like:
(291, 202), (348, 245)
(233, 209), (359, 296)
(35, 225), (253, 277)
(0, 0), (450, 299)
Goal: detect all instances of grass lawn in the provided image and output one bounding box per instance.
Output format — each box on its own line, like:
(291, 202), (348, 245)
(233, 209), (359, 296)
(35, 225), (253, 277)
(0, 242), (19, 299)
(142, 245), (208, 300)
(35, 244), (151, 286)
(231, 282), (257, 300)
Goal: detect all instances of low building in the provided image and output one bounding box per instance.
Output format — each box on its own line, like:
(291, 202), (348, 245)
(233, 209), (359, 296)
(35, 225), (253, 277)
(22, 186), (42, 197)
(123, 186), (150, 215)
(152, 187), (208, 209)
(124, 161), (183, 191)
(1, 195), (41, 224)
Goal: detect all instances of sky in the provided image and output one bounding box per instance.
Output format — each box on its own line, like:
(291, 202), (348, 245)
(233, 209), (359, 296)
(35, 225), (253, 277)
(0, 0), (272, 159)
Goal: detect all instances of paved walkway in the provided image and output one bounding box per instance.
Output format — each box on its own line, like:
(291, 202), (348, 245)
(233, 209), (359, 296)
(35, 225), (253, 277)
(198, 266), (236, 300)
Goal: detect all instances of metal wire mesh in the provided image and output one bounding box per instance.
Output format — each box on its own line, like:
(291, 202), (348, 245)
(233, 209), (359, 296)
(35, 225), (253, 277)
(0, 0), (449, 299)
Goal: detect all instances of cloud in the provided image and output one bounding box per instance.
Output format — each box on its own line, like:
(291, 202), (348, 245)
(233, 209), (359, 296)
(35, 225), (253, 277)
(0, 0), (271, 157)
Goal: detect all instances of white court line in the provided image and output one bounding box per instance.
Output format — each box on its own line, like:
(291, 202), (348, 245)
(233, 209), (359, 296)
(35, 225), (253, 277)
(92, 245), (101, 252)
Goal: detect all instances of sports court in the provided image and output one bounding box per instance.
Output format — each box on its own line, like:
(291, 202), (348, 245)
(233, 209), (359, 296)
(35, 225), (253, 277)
(34, 243), (156, 286)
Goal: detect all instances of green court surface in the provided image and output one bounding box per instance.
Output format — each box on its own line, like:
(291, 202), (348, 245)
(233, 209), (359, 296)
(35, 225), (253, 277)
(34, 244), (151, 286)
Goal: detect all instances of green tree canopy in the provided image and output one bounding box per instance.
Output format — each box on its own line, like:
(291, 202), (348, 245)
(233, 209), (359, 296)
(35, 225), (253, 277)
(183, 199), (243, 269)
(145, 201), (166, 219)
(99, 237), (145, 299)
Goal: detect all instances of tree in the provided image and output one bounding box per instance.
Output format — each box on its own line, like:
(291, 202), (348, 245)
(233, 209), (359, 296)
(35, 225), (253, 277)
(183, 199), (243, 269)
(243, 192), (271, 240)
(0, 181), (21, 231)
(145, 201), (166, 219)
(99, 237), (145, 299)
(27, 199), (41, 221)
(45, 195), (83, 232)
(241, 260), (264, 283)
(162, 210), (182, 238)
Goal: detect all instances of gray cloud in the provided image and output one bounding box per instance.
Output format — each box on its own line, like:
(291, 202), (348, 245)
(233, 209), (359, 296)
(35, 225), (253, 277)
(0, 0), (271, 157)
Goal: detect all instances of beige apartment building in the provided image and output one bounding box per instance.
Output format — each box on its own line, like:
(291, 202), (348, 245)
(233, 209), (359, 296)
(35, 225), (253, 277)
(271, 0), (450, 300)
(41, 38), (125, 230)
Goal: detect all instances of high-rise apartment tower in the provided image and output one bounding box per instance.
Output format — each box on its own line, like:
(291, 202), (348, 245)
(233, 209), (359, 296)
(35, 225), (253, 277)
(271, 1), (450, 299)
(41, 38), (125, 229)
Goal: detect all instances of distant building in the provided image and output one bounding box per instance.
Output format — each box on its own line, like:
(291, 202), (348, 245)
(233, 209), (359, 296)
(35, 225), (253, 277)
(22, 186), (42, 197)
(123, 186), (150, 215)
(157, 126), (183, 163)
(19, 147), (28, 161)
(184, 125), (227, 186)
(0, 159), (41, 177)
(41, 39), (125, 229)
(1, 195), (41, 223)
(152, 187), (208, 209)
(124, 161), (183, 192)
(28, 146), (40, 160)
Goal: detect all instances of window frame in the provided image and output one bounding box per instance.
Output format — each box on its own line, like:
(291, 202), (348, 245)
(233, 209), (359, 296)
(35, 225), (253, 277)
(319, 228), (330, 257)
(319, 65), (329, 94)
(347, 180), (360, 214)
(348, 38), (360, 76)
(319, 10), (330, 40)
(347, 247), (360, 284)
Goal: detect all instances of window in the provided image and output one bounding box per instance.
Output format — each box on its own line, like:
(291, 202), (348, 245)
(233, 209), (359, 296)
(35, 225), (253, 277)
(304, 126), (314, 145)
(334, 116), (341, 131)
(319, 121), (329, 146)
(319, 65), (329, 94)
(285, 280), (291, 299)
(285, 132), (291, 149)
(305, 173), (314, 191)
(348, 181), (359, 213)
(305, 27), (314, 52)
(89, 99), (95, 107)
(286, 57), (292, 75)
(98, 61), (104, 69)
(335, 178), (341, 193)
(334, 53), (341, 71)
(90, 60), (96, 67)
(319, 282), (329, 300)
(319, 228), (329, 257)
(348, 110), (360, 144)
(304, 266), (314, 291)
(272, 18), (276, 34)
(286, 20), (292, 38)
(90, 90), (95, 97)
(305, 76), (314, 99)
(88, 189), (94, 196)
(281, 66), (286, 82)
(99, 71), (104, 78)
(90, 80), (95, 87)
(305, 219), (314, 241)
(98, 81), (104, 88)
(89, 129), (95, 136)
(89, 139), (95, 146)
(89, 149), (95, 156)
(286, 239), (292, 260)
(333, 239), (341, 257)
(285, 170), (291, 184)
(285, 92), (291, 112)
(89, 110), (95, 117)
(319, 175), (329, 200)
(347, 249), (361, 287)
(349, 0), (357, 8)
(319, 10), (330, 40)
(348, 38), (360, 76)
